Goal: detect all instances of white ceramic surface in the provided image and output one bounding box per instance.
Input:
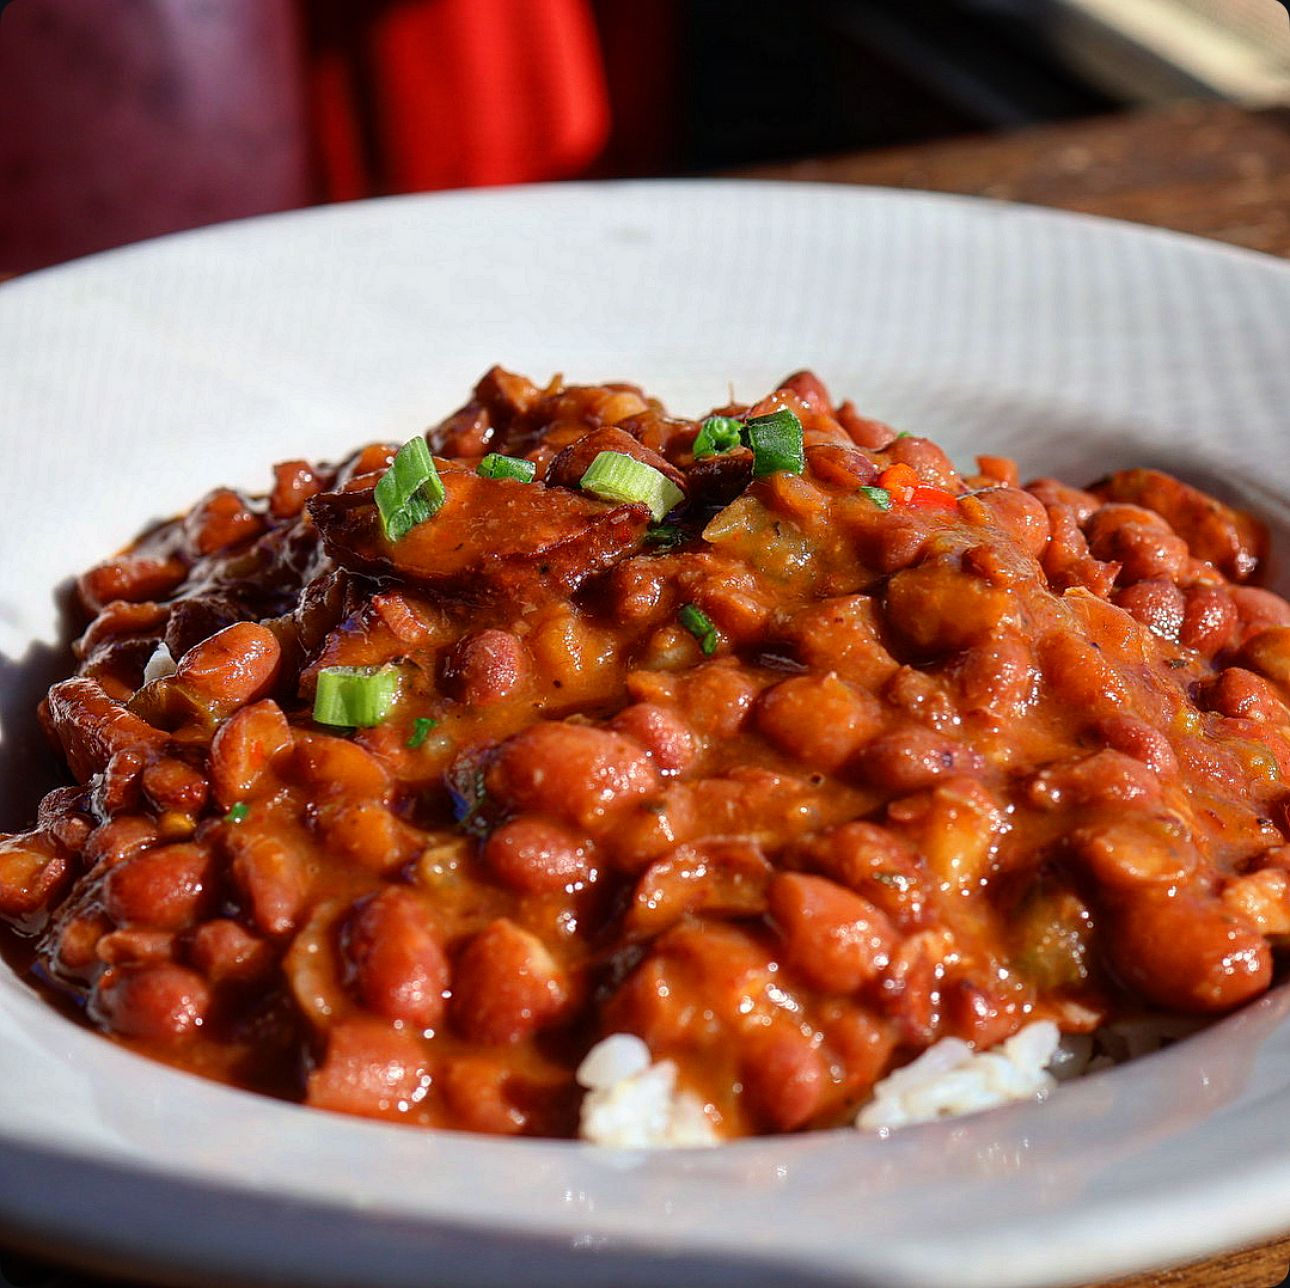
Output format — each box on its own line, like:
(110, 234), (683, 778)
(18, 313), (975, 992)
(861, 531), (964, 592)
(3, 182), (1290, 1288)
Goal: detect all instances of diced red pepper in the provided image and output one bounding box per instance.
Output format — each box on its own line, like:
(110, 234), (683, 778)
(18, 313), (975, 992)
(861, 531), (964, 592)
(877, 464), (958, 512)
(908, 485), (960, 512)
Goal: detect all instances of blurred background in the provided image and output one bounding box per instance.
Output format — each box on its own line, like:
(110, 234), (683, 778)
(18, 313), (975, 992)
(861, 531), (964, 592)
(2, 0), (1290, 273)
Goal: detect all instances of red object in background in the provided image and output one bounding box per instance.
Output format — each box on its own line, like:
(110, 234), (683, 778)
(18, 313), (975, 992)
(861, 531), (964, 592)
(0, 0), (617, 271)
(0, 0), (311, 272)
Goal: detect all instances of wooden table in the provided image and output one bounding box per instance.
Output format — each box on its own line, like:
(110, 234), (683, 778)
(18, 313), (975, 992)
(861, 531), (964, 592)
(746, 97), (1290, 1288)
(6, 97), (1290, 1288)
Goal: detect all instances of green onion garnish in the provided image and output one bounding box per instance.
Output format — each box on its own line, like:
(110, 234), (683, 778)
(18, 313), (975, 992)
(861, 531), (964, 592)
(477, 453), (536, 483)
(645, 524), (685, 548)
(580, 451), (684, 523)
(692, 415), (744, 460)
(374, 438), (446, 543)
(314, 664), (401, 727)
(858, 485), (892, 510)
(746, 409), (805, 478)
(406, 716), (438, 749)
(678, 603), (719, 656)
(224, 802), (249, 824)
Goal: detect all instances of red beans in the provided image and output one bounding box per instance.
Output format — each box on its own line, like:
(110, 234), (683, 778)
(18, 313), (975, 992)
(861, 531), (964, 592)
(175, 622), (281, 710)
(344, 889), (449, 1029)
(187, 919), (273, 984)
(487, 722), (660, 829)
(306, 1017), (431, 1120)
(610, 702), (698, 773)
(45, 676), (168, 783)
(768, 873), (894, 994)
(885, 563), (1018, 653)
(229, 833), (309, 937)
(969, 487), (1051, 558)
(319, 801), (423, 875)
(78, 556), (187, 613)
(740, 1028), (826, 1131)
(1180, 585), (1237, 656)
(103, 842), (212, 930)
(1108, 892), (1271, 1013)
(183, 488), (263, 555)
(1097, 716), (1178, 778)
(1086, 504), (1190, 583)
(209, 700), (292, 807)
(93, 963), (211, 1041)
(855, 726), (984, 794)
(1202, 668), (1285, 721)
(483, 817), (593, 893)
(755, 674), (883, 773)
(141, 757), (210, 815)
(441, 630), (530, 706)
(0, 831), (71, 929)
(1115, 579), (1185, 642)
(269, 460), (323, 518)
(952, 635), (1038, 718)
(452, 919), (568, 1044)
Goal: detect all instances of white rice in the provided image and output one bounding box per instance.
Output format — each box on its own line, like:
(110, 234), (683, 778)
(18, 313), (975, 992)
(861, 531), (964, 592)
(856, 1020), (1061, 1133)
(142, 640), (178, 684)
(576, 1034), (717, 1148)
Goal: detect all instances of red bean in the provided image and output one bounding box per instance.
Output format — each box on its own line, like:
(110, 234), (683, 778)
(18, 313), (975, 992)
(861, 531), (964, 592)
(82, 815), (160, 870)
(175, 622), (281, 710)
(345, 889), (449, 1029)
(269, 460), (323, 518)
(483, 817), (593, 893)
(1115, 580), (1185, 642)
(885, 563), (1018, 653)
(487, 722), (660, 829)
(93, 963), (211, 1041)
(183, 488), (263, 555)
(1097, 716), (1179, 777)
(628, 838), (770, 936)
(1202, 668), (1285, 721)
(1230, 586), (1290, 644)
(1109, 891), (1270, 1012)
(306, 1017), (431, 1120)
(441, 629), (530, 706)
(951, 635), (1038, 718)
(95, 928), (174, 966)
(805, 443), (878, 489)
(855, 726), (983, 794)
(187, 919), (274, 983)
(452, 919), (569, 1044)
(969, 487), (1050, 558)
(229, 833), (309, 937)
(768, 873), (894, 994)
(1180, 584), (1237, 657)
(319, 800), (423, 875)
(91, 747), (147, 817)
(0, 831), (71, 929)
(778, 370), (834, 415)
(294, 732), (392, 801)
(1241, 626), (1290, 689)
(837, 402), (897, 449)
(209, 700), (292, 807)
(741, 1028), (826, 1131)
(1026, 479), (1100, 524)
(756, 674), (883, 772)
(610, 702), (698, 774)
(141, 757), (210, 815)
(1029, 749), (1161, 810)
(1086, 504), (1190, 583)
(103, 842), (211, 930)
(78, 556), (187, 613)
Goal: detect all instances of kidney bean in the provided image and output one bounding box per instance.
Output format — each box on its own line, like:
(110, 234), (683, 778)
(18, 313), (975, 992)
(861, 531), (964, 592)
(1222, 868), (1290, 936)
(175, 622), (281, 711)
(545, 426), (685, 493)
(1109, 891), (1270, 1012)
(1037, 630), (1131, 717)
(805, 443), (878, 489)
(778, 370), (834, 415)
(344, 889), (449, 1029)
(139, 757), (209, 817)
(441, 629), (530, 706)
(768, 873), (894, 994)
(682, 661), (766, 740)
(439, 1056), (529, 1135)
(609, 702), (698, 775)
(885, 563), (1018, 653)
(0, 831), (71, 929)
(487, 722), (660, 829)
(305, 1016), (431, 1120)
(78, 601), (169, 658)
(755, 674), (883, 773)
(951, 634), (1038, 719)
(1042, 505), (1119, 597)
(836, 401), (896, 449)
(884, 435), (957, 489)
(37, 788), (93, 851)
(92, 962), (211, 1041)
(46, 676), (169, 782)
(95, 928), (175, 966)
(1097, 716), (1179, 777)
(1030, 749), (1162, 811)
(785, 596), (900, 690)
(975, 455), (1020, 488)
(1202, 667), (1285, 721)
(1241, 626), (1290, 690)
(883, 666), (957, 730)
(452, 919), (569, 1045)
(82, 815), (160, 870)
(740, 1027), (826, 1132)
(1026, 479), (1100, 524)
(1086, 504), (1190, 583)
(483, 817), (593, 893)
(103, 842), (212, 930)
(877, 928), (953, 1045)
(187, 919), (275, 984)
(968, 487), (1050, 558)
(890, 777), (1004, 888)
(1075, 816), (1197, 889)
(91, 747), (147, 818)
(183, 488), (263, 555)
(855, 725), (984, 794)
(78, 556), (187, 613)
(822, 1005), (898, 1096)
(1230, 586), (1290, 644)
(293, 732), (392, 801)
(269, 460), (324, 518)
(53, 910), (112, 979)
(317, 801), (423, 875)
(230, 833), (309, 937)
(1179, 584), (1237, 657)
(1115, 580), (1185, 642)
(795, 823), (927, 926)
(628, 839), (771, 936)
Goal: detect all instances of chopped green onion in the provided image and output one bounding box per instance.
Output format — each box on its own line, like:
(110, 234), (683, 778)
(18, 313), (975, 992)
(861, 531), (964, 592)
(580, 451), (684, 523)
(477, 453), (536, 483)
(314, 664), (401, 728)
(406, 716), (439, 749)
(224, 802), (249, 824)
(746, 409), (805, 478)
(858, 485), (892, 511)
(645, 524), (685, 549)
(374, 438), (446, 543)
(678, 603), (719, 656)
(895, 431), (913, 440)
(692, 415), (744, 460)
